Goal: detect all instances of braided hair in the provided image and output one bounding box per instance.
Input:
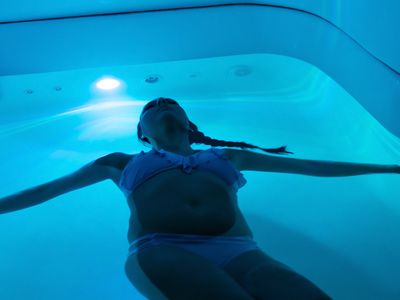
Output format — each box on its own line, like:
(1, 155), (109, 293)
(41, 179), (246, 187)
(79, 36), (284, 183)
(137, 97), (294, 155)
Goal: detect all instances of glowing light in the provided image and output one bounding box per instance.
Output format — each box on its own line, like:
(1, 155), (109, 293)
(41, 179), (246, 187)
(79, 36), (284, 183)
(95, 77), (121, 90)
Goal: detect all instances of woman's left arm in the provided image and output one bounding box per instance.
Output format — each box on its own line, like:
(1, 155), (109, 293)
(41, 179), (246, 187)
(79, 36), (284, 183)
(224, 148), (399, 176)
(297, 160), (399, 177)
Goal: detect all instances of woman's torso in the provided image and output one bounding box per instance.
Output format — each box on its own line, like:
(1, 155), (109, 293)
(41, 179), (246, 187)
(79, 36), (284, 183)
(109, 148), (253, 243)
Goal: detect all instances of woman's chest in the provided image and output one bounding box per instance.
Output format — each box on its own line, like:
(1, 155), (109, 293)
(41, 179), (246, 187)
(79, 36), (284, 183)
(127, 169), (237, 234)
(130, 168), (236, 208)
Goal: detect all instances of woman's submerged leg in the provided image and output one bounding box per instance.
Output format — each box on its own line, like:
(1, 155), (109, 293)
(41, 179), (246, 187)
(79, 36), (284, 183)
(124, 243), (255, 300)
(125, 253), (168, 300)
(222, 249), (333, 300)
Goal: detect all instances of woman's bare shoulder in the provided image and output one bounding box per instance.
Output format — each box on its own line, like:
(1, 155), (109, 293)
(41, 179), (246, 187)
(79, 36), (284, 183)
(94, 152), (137, 171)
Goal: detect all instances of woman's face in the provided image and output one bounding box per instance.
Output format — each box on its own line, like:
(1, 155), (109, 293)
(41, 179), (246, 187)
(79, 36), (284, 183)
(140, 98), (190, 143)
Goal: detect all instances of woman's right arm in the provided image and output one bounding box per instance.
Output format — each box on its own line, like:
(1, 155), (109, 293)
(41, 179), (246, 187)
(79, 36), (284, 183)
(0, 152), (121, 215)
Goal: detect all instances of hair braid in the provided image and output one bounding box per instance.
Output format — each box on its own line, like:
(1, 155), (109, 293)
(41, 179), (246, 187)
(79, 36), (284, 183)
(188, 125), (293, 155)
(137, 97), (294, 155)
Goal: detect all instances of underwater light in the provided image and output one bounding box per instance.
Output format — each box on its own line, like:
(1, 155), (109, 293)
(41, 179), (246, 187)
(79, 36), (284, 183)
(95, 77), (121, 90)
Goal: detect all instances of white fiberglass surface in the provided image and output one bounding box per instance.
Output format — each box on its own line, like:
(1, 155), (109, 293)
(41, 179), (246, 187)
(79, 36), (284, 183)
(1, 2), (400, 299)
(1, 53), (399, 299)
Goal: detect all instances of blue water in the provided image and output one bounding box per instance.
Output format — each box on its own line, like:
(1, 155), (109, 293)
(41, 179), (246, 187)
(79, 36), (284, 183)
(1, 2), (400, 300)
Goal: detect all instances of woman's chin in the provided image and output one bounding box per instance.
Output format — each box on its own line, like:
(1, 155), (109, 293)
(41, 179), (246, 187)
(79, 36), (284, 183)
(159, 114), (183, 126)
(164, 125), (185, 135)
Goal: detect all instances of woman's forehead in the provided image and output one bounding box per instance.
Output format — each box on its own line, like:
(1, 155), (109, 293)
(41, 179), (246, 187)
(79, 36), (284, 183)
(143, 99), (179, 110)
(140, 101), (183, 121)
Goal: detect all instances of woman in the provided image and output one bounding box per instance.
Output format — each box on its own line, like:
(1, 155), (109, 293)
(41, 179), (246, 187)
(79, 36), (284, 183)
(1, 97), (398, 300)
